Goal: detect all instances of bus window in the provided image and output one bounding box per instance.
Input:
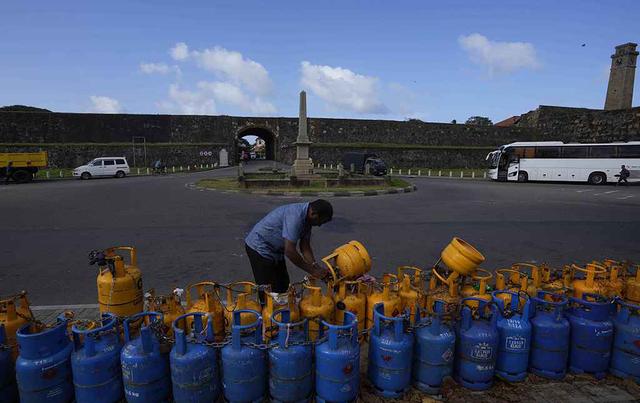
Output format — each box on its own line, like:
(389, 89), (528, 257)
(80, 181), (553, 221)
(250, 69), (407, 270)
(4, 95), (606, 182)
(509, 147), (534, 161)
(589, 146), (616, 158)
(562, 146), (588, 158)
(535, 147), (560, 158)
(618, 145), (640, 158)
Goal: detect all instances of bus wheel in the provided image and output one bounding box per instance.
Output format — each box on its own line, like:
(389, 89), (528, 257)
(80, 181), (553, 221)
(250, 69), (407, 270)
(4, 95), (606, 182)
(11, 169), (33, 183)
(588, 172), (606, 185)
(517, 171), (528, 182)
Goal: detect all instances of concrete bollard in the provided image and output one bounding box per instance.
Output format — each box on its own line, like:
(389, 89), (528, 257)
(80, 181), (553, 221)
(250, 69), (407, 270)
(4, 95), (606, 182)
(323, 164), (326, 169)
(449, 171), (452, 177)
(390, 168), (394, 175)
(399, 169), (402, 175)
(460, 171), (463, 178)
(484, 172), (487, 179)
(200, 164), (203, 169)
(418, 170), (421, 176)
(188, 166), (191, 171)
(438, 170), (442, 177)
(330, 164), (334, 169)
(59, 170), (63, 178)
(180, 166), (183, 171)
(46, 171), (50, 179)
(472, 171), (475, 179)
(408, 169), (411, 175)
(137, 168), (140, 175)
(428, 170), (431, 177)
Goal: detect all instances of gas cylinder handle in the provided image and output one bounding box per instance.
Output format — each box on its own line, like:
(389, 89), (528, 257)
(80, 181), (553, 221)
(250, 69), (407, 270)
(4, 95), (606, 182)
(185, 281), (218, 306)
(231, 309), (262, 350)
(110, 246), (137, 266)
(533, 290), (568, 307)
(123, 311), (163, 342)
(72, 313), (118, 354)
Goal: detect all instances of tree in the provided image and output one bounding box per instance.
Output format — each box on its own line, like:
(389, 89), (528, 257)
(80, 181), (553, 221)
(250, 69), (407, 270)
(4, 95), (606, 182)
(465, 116), (493, 126)
(0, 105), (52, 112)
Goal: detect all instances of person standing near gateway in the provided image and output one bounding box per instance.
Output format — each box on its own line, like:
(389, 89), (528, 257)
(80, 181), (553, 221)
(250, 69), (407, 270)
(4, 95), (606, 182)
(245, 200), (333, 295)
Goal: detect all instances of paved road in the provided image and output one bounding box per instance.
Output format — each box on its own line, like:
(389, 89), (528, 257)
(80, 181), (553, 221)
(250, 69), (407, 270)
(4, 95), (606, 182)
(1, 162), (639, 305)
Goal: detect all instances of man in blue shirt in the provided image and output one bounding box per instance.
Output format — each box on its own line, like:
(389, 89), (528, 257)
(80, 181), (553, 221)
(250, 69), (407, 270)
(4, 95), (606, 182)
(245, 199), (333, 294)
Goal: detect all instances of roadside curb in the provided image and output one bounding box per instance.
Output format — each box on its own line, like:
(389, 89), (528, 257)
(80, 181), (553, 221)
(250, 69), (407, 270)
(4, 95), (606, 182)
(187, 183), (418, 197)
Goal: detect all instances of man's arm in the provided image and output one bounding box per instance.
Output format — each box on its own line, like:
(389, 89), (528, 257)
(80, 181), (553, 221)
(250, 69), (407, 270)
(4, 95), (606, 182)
(284, 239), (326, 279)
(299, 237), (315, 265)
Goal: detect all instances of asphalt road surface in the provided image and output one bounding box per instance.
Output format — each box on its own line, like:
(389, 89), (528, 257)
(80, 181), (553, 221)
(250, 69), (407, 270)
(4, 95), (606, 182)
(2, 161), (639, 305)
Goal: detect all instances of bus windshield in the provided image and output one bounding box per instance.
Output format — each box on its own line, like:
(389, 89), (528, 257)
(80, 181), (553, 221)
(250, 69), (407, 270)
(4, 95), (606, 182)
(486, 151), (501, 169)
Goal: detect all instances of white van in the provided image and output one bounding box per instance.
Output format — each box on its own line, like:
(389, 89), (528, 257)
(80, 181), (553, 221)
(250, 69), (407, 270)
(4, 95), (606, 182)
(73, 157), (130, 180)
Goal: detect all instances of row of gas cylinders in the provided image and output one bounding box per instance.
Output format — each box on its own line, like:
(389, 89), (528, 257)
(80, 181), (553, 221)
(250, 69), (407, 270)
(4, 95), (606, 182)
(2, 289), (639, 403)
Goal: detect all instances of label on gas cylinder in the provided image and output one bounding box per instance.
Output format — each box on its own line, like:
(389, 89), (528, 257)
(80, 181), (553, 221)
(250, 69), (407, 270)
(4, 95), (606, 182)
(470, 342), (493, 360)
(505, 336), (526, 350)
(441, 348), (454, 362)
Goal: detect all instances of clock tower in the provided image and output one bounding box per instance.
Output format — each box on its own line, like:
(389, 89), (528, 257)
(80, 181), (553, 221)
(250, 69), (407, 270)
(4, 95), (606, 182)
(604, 42), (638, 110)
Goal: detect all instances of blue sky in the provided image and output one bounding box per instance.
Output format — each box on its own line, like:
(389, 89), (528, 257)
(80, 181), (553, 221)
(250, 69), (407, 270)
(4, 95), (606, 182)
(1, 0), (639, 123)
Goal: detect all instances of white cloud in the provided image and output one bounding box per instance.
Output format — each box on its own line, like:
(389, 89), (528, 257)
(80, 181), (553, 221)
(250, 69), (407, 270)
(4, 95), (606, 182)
(158, 82), (276, 115)
(300, 61), (388, 114)
(158, 84), (216, 115)
(458, 33), (540, 75)
(170, 42), (189, 61)
(190, 46), (272, 95)
(89, 96), (122, 113)
(198, 81), (276, 114)
(139, 62), (181, 76)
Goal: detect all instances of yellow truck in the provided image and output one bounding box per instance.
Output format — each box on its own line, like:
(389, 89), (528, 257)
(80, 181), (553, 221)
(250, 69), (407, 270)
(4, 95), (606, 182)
(0, 151), (48, 183)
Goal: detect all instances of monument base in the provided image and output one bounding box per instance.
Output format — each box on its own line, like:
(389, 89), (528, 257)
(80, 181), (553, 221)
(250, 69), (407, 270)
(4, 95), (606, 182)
(292, 158), (316, 178)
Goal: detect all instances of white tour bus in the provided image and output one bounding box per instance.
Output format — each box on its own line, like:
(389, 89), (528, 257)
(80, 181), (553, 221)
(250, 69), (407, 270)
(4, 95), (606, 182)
(486, 141), (640, 184)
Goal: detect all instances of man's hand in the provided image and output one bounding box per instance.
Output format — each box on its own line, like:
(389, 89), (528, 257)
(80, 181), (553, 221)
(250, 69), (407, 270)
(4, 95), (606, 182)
(309, 261), (329, 281)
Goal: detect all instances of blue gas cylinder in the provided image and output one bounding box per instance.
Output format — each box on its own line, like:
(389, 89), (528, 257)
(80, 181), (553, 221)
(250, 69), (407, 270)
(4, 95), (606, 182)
(16, 316), (74, 403)
(0, 324), (18, 403)
(454, 297), (499, 391)
(492, 290), (531, 382)
(170, 312), (220, 403)
(412, 301), (456, 395)
(316, 311), (360, 403)
(221, 309), (267, 403)
(609, 298), (640, 382)
(368, 302), (413, 398)
(121, 312), (172, 402)
(529, 291), (570, 380)
(269, 309), (313, 403)
(71, 313), (123, 403)
(566, 293), (614, 379)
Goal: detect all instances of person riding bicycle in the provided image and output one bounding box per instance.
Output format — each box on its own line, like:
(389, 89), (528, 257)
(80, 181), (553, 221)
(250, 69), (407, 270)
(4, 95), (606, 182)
(153, 159), (163, 174)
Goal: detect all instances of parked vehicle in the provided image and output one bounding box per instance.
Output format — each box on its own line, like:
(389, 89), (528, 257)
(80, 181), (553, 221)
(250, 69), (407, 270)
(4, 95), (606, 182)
(0, 152), (48, 183)
(341, 152), (387, 176)
(73, 157), (130, 180)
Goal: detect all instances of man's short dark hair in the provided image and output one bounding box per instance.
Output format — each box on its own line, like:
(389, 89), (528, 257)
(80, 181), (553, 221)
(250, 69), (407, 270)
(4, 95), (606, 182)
(310, 199), (333, 221)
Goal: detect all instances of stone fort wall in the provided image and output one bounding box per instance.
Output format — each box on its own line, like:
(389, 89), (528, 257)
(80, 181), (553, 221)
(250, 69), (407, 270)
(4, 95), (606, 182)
(1, 106), (639, 168)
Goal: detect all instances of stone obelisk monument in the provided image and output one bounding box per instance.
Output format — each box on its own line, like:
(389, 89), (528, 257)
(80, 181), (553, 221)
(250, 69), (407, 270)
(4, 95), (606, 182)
(292, 90), (314, 177)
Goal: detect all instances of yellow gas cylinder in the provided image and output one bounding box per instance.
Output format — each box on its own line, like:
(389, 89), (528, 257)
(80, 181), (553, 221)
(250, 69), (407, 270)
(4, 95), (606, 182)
(459, 269), (494, 308)
(299, 280), (335, 341)
(146, 288), (185, 337)
(366, 274), (402, 330)
(94, 247), (143, 319)
(624, 265), (640, 303)
(571, 263), (608, 298)
(397, 266), (426, 316)
(322, 240), (372, 282)
(185, 282), (225, 341)
(511, 263), (540, 296)
(262, 286), (299, 340)
(0, 291), (34, 358)
(599, 259), (625, 298)
(437, 237), (485, 284)
(495, 268), (529, 306)
(334, 281), (366, 333)
(223, 282), (262, 330)
(425, 266), (461, 314)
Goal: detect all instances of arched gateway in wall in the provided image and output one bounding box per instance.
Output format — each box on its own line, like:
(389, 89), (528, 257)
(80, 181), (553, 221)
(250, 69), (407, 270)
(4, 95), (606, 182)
(235, 126), (277, 162)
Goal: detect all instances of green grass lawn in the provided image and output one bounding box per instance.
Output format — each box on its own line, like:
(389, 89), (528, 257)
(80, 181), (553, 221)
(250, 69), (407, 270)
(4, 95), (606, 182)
(197, 177), (412, 193)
